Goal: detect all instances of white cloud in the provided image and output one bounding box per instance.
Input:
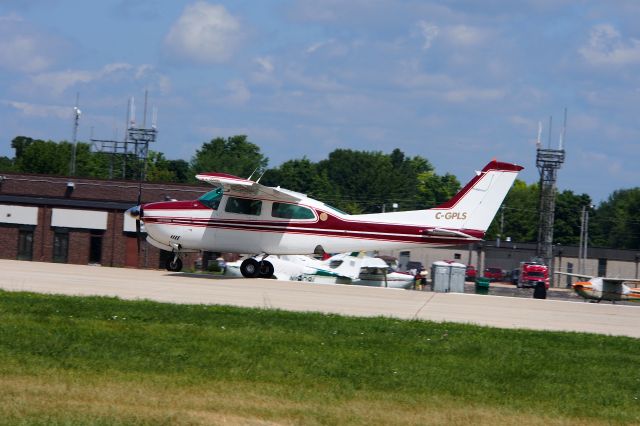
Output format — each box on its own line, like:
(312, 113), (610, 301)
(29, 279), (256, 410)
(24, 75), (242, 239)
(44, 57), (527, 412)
(416, 21), (439, 50)
(4, 100), (72, 119)
(255, 57), (274, 74)
(443, 88), (505, 103)
(444, 25), (489, 47)
(225, 79), (251, 105)
(579, 23), (640, 66)
(305, 38), (350, 56)
(164, 2), (242, 64)
(0, 14), (66, 73)
(30, 63), (133, 95)
(28, 63), (171, 96)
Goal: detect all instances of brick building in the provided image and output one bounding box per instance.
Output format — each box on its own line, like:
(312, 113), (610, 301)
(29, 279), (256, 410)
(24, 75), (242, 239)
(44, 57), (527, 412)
(0, 172), (213, 269)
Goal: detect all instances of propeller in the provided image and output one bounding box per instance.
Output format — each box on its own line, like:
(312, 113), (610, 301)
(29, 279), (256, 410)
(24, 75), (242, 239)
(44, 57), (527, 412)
(125, 182), (144, 254)
(135, 179), (143, 253)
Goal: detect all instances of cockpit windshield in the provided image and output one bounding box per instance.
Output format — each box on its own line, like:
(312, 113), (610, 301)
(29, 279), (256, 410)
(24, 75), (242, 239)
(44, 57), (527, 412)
(198, 187), (223, 209)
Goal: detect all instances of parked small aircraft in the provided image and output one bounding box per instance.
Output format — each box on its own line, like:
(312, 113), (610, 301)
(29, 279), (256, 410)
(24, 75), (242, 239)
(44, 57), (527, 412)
(557, 272), (640, 303)
(126, 160), (522, 278)
(226, 252), (415, 288)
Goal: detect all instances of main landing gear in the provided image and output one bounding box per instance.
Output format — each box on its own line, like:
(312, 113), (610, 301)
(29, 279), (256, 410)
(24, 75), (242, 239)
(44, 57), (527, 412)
(240, 257), (274, 279)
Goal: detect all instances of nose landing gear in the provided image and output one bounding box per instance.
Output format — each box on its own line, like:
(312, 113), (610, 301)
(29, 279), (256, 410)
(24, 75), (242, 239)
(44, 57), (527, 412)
(166, 246), (183, 272)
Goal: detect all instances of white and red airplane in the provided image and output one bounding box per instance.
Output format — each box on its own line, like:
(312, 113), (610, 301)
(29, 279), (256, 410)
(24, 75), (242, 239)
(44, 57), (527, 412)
(127, 160), (522, 278)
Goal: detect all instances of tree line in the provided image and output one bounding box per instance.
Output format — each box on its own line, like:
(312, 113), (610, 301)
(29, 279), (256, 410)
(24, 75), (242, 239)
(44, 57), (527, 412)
(1, 135), (638, 250)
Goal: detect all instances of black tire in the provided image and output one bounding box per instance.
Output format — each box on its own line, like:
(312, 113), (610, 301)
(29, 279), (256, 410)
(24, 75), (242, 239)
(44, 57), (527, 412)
(259, 260), (275, 278)
(166, 257), (183, 272)
(240, 258), (260, 278)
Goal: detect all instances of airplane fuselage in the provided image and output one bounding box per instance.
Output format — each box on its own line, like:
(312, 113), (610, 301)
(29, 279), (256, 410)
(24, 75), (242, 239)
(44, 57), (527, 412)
(141, 197), (484, 255)
(573, 280), (640, 303)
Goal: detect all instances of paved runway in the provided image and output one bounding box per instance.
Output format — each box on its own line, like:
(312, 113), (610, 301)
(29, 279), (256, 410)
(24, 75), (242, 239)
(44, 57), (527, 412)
(1, 259), (639, 338)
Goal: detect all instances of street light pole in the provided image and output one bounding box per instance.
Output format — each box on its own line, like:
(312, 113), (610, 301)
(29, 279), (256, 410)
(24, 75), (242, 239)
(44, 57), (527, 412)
(69, 93), (81, 176)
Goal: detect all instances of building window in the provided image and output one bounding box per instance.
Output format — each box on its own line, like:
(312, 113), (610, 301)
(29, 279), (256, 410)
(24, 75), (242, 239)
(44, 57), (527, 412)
(17, 229), (34, 261)
(53, 230), (69, 263)
(225, 197), (262, 216)
(598, 258), (607, 277)
(89, 230), (103, 264)
(454, 253), (461, 260)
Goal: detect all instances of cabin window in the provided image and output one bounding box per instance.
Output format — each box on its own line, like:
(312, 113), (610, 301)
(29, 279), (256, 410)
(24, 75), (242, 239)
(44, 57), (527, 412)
(225, 197), (262, 216)
(198, 187), (223, 209)
(271, 202), (315, 220)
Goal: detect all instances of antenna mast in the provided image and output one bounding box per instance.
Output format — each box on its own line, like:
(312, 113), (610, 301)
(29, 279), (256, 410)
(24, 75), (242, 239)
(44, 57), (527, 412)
(91, 92), (158, 181)
(536, 110), (567, 285)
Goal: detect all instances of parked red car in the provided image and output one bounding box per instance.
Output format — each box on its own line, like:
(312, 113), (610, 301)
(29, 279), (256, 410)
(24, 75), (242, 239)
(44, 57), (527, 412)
(483, 267), (504, 282)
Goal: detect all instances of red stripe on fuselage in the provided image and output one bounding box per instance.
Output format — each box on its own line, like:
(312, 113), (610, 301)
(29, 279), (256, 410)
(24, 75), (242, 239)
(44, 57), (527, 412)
(142, 209), (484, 245)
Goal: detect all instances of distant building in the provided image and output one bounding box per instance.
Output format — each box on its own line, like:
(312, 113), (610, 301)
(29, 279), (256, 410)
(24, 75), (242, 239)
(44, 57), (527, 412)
(0, 172), (208, 269)
(381, 241), (640, 287)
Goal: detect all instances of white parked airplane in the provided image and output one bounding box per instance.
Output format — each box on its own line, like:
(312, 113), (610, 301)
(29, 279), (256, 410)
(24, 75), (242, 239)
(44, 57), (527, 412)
(226, 252), (416, 289)
(126, 160), (522, 278)
(557, 272), (640, 303)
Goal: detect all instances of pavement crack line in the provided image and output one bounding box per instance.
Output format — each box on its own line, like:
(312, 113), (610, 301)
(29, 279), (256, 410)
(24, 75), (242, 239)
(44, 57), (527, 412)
(413, 292), (436, 320)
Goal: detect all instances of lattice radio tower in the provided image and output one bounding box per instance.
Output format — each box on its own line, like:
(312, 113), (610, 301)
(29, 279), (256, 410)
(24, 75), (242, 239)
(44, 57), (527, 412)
(91, 90), (157, 181)
(536, 109), (566, 277)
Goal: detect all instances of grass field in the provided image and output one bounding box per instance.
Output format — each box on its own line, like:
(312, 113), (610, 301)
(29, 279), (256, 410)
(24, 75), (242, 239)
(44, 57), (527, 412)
(1, 290), (639, 425)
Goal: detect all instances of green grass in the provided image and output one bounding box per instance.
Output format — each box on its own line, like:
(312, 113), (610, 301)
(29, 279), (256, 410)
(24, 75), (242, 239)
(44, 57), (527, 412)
(0, 290), (639, 425)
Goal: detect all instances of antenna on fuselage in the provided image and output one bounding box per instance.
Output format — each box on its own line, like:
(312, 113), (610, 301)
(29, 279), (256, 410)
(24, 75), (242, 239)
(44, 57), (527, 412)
(256, 169), (267, 184)
(247, 166), (259, 181)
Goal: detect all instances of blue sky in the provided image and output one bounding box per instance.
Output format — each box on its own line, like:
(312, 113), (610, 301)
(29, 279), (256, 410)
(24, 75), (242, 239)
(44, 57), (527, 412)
(1, 0), (639, 202)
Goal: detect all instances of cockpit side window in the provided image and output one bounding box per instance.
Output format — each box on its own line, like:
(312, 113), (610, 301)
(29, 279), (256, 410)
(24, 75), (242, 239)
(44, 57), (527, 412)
(225, 197), (262, 216)
(272, 202), (315, 220)
(198, 187), (224, 209)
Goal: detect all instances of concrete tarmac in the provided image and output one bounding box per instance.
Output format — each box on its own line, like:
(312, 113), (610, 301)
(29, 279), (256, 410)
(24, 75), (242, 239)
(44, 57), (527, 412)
(1, 259), (639, 338)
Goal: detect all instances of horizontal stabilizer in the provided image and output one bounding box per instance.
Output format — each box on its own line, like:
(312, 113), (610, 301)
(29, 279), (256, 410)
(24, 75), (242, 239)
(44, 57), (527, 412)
(423, 228), (477, 239)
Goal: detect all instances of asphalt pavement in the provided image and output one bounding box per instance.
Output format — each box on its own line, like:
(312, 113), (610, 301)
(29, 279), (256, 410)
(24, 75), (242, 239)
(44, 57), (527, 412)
(1, 259), (639, 338)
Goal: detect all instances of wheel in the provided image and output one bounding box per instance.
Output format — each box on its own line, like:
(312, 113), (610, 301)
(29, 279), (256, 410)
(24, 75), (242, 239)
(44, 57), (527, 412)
(240, 258), (260, 278)
(166, 257), (183, 272)
(258, 260), (274, 278)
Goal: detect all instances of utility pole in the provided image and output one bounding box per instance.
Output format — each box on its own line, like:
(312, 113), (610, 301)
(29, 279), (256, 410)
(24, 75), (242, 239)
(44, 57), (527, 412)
(69, 93), (81, 176)
(578, 205), (591, 275)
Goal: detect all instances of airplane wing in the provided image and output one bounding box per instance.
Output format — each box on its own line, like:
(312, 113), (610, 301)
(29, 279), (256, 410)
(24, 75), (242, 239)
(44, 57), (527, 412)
(195, 172), (303, 202)
(555, 271), (594, 280)
(601, 277), (640, 287)
(556, 271), (640, 287)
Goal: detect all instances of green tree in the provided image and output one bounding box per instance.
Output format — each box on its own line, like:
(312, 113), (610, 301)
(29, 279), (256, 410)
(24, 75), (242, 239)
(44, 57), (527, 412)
(0, 156), (15, 172)
(11, 136), (34, 159)
(553, 190), (592, 245)
(590, 188), (640, 249)
(190, 135), (268, 179)
(486, 180), (539, 242)
(416, 171), (460, 208)
(315, 149), (430, 213)
(167, 159), (191, 183)
(15, 139), (72, 175)
(146, 151), (176, 182)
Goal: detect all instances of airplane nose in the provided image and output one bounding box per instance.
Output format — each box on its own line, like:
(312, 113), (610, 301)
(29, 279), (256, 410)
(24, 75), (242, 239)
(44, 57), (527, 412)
(126, 205), (143, 220)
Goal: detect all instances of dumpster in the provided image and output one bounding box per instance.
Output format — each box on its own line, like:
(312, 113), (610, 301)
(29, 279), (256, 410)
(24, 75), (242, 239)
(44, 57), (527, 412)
(475, 277), (490, 295)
